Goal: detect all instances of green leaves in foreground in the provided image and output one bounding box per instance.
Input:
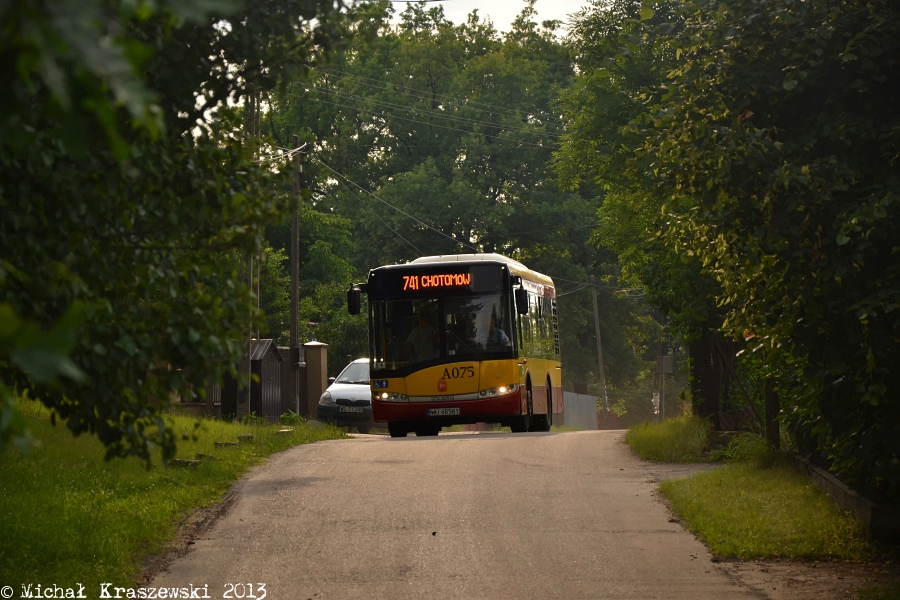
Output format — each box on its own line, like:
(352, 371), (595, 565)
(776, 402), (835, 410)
(0, 301), (86, 452)
(1, 0), (349, 463)
(661, 464), (871, 560)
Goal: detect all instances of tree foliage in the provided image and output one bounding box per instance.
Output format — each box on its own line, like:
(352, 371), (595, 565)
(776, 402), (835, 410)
(637, 0), (900, 498)
(561, 0), (900, 499)
(0, 0), (348, 462)
(268, 1), (661, 395)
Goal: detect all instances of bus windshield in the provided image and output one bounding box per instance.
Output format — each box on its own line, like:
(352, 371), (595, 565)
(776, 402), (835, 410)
(370, 293), (514, 372)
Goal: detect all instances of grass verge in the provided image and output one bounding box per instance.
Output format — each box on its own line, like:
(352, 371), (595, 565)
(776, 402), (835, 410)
(859, 581), (900, 599)
(626, 419), (875, 561)
(0, 399), (346, 590)
(660, 462), (872, 560)
(625, 415), (709, 462)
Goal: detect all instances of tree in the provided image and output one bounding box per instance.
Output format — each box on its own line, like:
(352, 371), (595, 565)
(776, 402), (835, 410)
(619, 0), (900, 499)
(266, 1), (657, 398)
(563, 0), (900, 499)
(0, 0), (349, 462)
(556, 0), (719, 418)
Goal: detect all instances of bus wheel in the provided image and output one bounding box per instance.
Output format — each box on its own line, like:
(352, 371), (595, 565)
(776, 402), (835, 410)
(531, 382), (552, 432)
(388, 423), (408, 438)
(546, 378), (554, 429)
(511, 385), (532, 433)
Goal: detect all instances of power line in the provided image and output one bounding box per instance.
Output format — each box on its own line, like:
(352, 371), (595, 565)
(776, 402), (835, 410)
(329, 169), (426, 255)
(306, 82), (563, 140)
(318, 66), (566, 127)
(293, 89), (554, 147)
(256, 145), (305, 163)
(295, 94), (552, 148)
(547, 273), (644, 293)
(484, 223), (595, 238)
(311, 154), (481, 252)
(557, 283), (591, 296)
(271, 145), (643, 297)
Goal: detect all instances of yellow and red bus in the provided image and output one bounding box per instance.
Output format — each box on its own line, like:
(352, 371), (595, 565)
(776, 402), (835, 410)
(347, 253), (562, 437)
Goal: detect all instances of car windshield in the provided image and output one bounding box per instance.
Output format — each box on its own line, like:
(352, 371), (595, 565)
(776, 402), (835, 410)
(370, 293), (514, 373)
(335, 362), (369, 384)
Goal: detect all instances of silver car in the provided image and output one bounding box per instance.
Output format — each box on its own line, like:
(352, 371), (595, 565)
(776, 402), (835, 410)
(316, 359), (374, 433)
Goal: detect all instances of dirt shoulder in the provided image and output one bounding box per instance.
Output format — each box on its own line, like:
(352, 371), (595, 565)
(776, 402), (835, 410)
(715, 558), (898, 600)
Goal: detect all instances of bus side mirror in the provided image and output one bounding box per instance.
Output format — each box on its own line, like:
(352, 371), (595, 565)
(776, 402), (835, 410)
(347, 285), (361, 315)
(515, 288), (528, 315)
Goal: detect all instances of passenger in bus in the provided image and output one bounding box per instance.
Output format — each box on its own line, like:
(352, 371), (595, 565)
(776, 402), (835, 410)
(406, 310), (439, 361)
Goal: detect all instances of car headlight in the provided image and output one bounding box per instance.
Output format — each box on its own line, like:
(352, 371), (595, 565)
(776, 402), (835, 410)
(319, 391), (334, 404)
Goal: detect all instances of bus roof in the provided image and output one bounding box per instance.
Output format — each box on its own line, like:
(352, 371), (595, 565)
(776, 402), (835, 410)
(408, 253), (554, 288)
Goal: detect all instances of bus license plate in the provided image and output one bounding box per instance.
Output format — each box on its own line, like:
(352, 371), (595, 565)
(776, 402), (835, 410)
(339, 406), (364, 413)
(428, 408), (460, 416)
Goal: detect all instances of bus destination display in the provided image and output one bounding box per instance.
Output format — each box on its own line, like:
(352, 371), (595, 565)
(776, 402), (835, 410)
(402, 273), (471, 291)
(368, 264), (505, 299)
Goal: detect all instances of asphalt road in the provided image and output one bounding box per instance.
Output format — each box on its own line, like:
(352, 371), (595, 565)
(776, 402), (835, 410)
(151, 430), (758, 599)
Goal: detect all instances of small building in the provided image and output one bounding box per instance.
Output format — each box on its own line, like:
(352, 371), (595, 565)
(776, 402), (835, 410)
(221, 339), (284, 422)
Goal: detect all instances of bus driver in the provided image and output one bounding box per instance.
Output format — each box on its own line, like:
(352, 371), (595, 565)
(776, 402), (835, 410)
(486, 314), (511, 348)
(406, 309), (439, 361)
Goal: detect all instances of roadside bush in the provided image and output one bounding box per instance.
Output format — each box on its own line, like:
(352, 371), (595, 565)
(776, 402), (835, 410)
(711, 432), (782, 468)
(625, 415), (710, 462)
(280, 410), (305, 426)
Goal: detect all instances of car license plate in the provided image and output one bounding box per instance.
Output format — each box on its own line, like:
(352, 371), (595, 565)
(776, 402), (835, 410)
(428, 408), (460, 416)
(339, 406), (364, 413)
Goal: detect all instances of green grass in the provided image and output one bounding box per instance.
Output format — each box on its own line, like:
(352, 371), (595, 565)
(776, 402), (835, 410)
(859, 581), (900, 600)
(625, 415), (710, 462)
(660, 463), (872, 560)
(0, 399), (345, 590)
(627, 420), (875, 562)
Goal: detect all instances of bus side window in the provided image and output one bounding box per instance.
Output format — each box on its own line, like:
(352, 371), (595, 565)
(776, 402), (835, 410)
(516, 292), (527, 352)
(528, 292), (539, 357)
(522, 295), (533, 357)
(543, 297), (553, 359)
(551, 298), (560, 355)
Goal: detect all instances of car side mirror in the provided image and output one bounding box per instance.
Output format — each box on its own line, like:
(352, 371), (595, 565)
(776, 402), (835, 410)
(327, 377), (336, 386)
(515, 287), (528, 315)
(347, 285), (361, 315)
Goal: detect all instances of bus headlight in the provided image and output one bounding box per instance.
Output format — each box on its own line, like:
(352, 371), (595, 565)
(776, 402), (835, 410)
(373, 392), (408, 402)
(479, 384), (518, 397)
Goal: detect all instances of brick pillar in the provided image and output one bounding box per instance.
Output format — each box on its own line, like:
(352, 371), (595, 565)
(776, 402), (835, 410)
(304, 341), (329, 419)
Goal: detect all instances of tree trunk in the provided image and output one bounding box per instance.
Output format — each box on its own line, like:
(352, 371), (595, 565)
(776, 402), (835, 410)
(764, 376), (780, 450)
(689, 326), (721, 430)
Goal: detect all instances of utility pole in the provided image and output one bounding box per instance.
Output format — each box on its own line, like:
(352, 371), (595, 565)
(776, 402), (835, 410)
(590, 275), (609, 427)
(240, 86), (262, 417)
(764, 352), (780, 449)
(658, 356), (667, 421)
(659, 313), (670, 422)
(290, 135), (302, 415)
